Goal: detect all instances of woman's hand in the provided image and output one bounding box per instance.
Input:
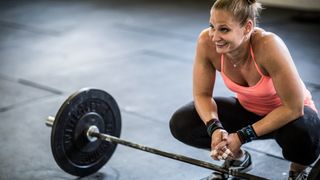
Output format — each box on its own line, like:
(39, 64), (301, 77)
(225, 133), (242, 159)
(210, 129), (233, 160)
(211, 131), (242, 160)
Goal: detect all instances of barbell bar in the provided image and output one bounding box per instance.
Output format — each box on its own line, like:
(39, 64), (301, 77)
(45, 88), (320, 180)
(46, 115), (266, 180)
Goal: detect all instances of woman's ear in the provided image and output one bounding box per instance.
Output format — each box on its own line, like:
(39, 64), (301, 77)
(244, 20), (253, 35)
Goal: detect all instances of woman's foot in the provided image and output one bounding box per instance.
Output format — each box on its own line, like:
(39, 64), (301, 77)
(222, 150), (252, 173)
(288, 163), (308, 180)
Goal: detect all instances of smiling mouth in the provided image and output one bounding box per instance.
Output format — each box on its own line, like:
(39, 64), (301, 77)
(215, 42), (228, 48)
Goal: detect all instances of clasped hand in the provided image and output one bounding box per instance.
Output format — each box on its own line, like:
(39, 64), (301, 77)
(210, 129), (242, 160)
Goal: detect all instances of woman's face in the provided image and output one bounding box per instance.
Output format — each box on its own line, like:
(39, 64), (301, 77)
(209, 9), (248, 54)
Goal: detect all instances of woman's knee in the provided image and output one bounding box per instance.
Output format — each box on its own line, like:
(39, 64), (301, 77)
(169, 102), (211, 148)
(169, 102), (198, 140)
(169, 109), (184, 140)
(275, 107), (320, 165)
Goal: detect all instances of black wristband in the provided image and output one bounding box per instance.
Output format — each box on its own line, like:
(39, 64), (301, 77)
(236, 125), (258, 144)
(206, 118), (224, 137)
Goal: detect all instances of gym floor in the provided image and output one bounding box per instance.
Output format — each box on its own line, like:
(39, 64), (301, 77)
(0, 0), (319, 179)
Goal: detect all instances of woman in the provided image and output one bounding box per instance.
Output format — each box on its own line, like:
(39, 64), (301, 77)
(169, 0), (320, 179)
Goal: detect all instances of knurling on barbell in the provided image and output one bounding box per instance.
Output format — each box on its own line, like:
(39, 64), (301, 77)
(46, 88), (320, 180)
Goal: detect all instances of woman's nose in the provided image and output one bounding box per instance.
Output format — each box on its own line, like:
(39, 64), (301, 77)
(210, 30), (219, 42)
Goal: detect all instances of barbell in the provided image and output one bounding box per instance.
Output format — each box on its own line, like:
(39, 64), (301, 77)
(45, 88), (320, 179)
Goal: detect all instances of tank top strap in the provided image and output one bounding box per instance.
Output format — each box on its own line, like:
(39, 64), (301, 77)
(221, 46), (265, 77)
(250, 46), (265, 77)
(221, 54), (225, 71)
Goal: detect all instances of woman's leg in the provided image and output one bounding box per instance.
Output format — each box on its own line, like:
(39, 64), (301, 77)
(274, 106), (320, 166)
(169, 101), (210, 149)
(169, 97), (263, 149)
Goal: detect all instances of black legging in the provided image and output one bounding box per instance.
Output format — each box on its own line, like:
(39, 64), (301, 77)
(169, 97), (320, 166)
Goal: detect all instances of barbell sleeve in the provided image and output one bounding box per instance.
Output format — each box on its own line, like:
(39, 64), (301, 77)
(46, 116), (55, 127)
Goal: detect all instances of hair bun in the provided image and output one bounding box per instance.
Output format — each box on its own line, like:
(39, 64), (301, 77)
(247, 0), (256, 5)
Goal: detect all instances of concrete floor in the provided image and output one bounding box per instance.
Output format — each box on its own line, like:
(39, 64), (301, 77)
(0, 0), (319, 180)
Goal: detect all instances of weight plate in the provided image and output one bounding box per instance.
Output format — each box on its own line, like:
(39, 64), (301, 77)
(51, 88), (121, 177)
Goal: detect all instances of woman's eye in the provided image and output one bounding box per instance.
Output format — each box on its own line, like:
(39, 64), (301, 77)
(220, 28), (229, 32)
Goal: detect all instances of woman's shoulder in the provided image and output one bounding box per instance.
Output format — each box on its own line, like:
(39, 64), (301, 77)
(197, 29), (220, 57)
(196, 28), (221, 69)
(197, 28), (212, 47)
(251, 27), (290, 75)
(252, 27), (284, 50)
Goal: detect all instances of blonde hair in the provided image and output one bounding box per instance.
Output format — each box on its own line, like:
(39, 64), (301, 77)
(212, 0), (262, 26)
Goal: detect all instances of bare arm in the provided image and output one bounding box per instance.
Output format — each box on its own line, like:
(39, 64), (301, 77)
(252, 34), (304, 136)
(193, 30), (231, 159)
(193, 30), (219, 126)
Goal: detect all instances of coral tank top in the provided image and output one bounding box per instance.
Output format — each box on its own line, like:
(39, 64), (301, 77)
(220, 46), (317, 116)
